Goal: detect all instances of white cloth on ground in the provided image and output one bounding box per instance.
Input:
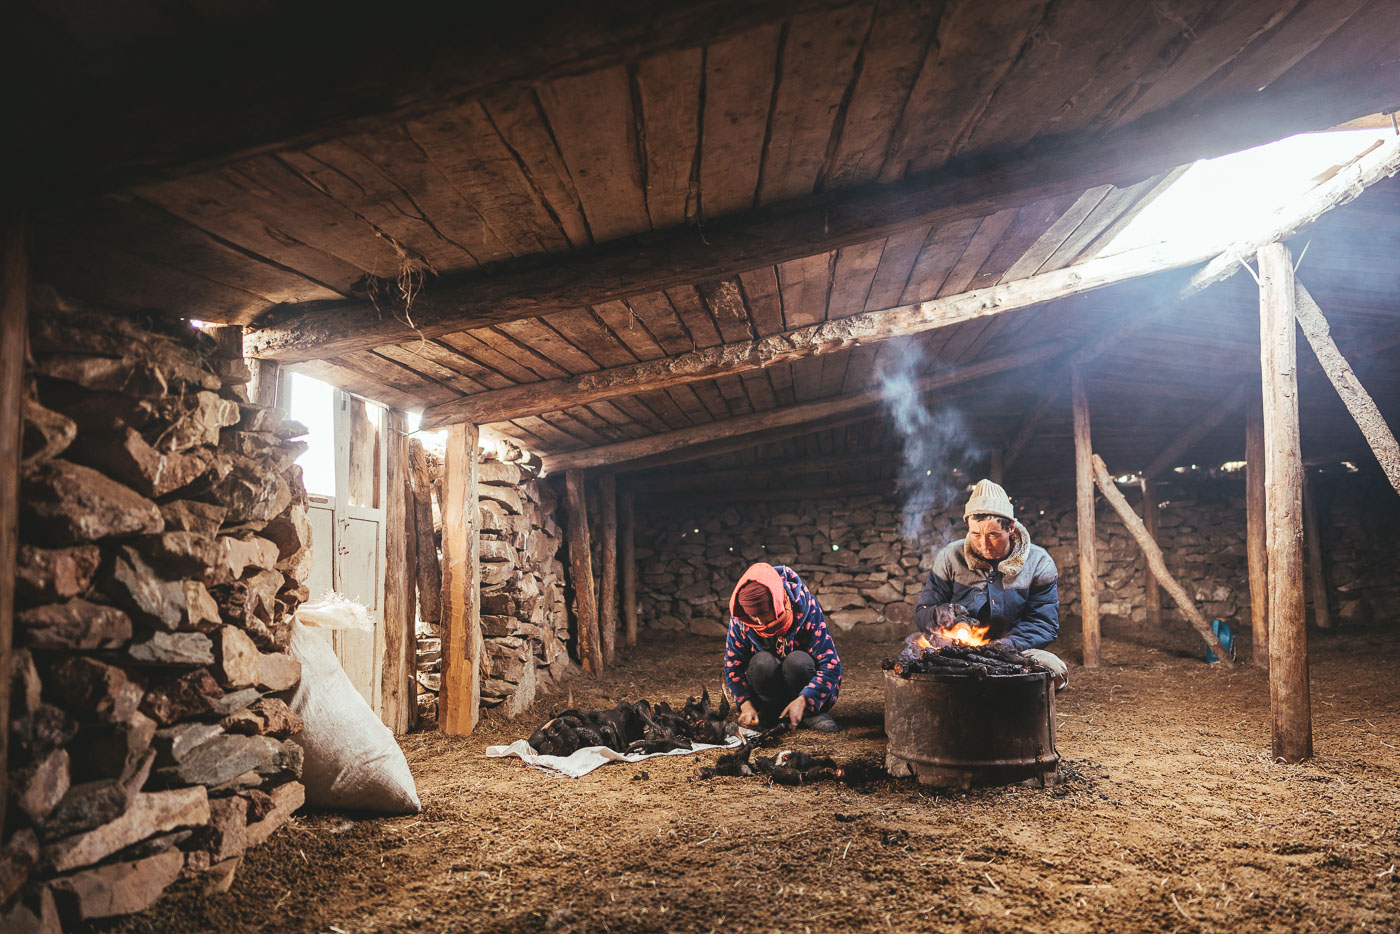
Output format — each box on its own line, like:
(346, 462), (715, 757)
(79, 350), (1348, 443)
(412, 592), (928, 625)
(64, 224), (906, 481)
(486, 730), (752, 779)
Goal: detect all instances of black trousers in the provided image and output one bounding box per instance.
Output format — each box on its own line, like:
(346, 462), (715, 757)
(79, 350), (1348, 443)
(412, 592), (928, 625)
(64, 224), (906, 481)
(745, 650), (816, 726)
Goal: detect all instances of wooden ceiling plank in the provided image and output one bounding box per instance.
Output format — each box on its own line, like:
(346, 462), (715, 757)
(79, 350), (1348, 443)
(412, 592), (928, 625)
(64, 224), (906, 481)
(1073, 169), (1190, 263)
(554, 406), (624, 446)
(756, 4), (874, 204)
(606, 396), (673, 435)
(536, 66), (650, 243)
(900, 217), (991, 304)
(622, 292), (694, 355)
(938, 208), (1020, 297)
(504, 415), (585, 452)
(1262, 0), (1400, 94)
(291, 359), (425, 411)
(372, 344), (490, 395)
(827, 240), (884, 320)
(953, 0), (1157, 155)
(1105, 0), (1308, 129)
(997, 187), (1114, 282)
(821, 0), (943, 189)
(341, 349), (463, 406)
(839, 342), (882, 395)
(714, 374), (756, 416)
(666, 285), (724, 348)
(881, 0), (1052, 180)
(135, 175), (370, 292)
(776, 251), (836, 328)
(479, 89), (593, 249)
(737, 266), (786, 337)
(390, 339), (513, 390)
(739, 369), (779, 411)
(697, 279), (755, 343)
(283, 133), (508, 273)
(790, 355), (825, 403)
(816, 349), (853, 399)
(685, 382), (732, 421)
(593, 300), (667, 361)
(863, 226), (930, 310)
(635, 48), (704, 230)
(437, 330), (547, 385)
(542, 308), (639, 369)
(492, 319), (598, 375)
(583, 400), (650, 439)
(1039, 179), (1170, 272)
(637, 387), (700, 429)
(403, 102), (575, 257)
(699, 24), (782, 218)
(769, 363), (797, 407)
(546, 341), (1065, 471)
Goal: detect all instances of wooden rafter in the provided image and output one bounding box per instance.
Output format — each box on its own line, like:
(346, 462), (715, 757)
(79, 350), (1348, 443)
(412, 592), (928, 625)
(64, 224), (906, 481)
(418, 243), (1219, 430)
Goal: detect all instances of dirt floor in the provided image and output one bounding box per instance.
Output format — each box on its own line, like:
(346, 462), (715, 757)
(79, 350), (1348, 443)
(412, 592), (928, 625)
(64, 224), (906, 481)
(100, 620), (1400, 934)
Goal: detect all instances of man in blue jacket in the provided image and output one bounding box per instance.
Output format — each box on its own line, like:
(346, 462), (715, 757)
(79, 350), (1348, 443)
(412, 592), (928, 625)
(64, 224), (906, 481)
(915, 479), (1069, 687)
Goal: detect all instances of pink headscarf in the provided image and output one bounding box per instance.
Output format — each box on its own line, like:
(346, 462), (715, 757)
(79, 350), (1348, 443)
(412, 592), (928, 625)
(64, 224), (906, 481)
(729, 563), (792, 638)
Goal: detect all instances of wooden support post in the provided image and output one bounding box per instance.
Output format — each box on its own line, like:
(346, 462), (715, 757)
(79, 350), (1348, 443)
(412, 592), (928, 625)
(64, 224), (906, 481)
(566, 469), (603, 675)
(1294, 281), (1400, 496)
(1072, 366), (1101, 668)
(380, 409), (414, 734)
(1258, 242), (1312, 762)
(599, 473), (619, 664)
(1246, 396), (1269, 666)
(621, 489), (637, 647)
(250, 358), (281, 410)
(988, 448), (1005, 486)
(0, 211), (27, 839)
(407, 440), (441, 625)
(441, 423), (482, 735)
(1302, 473), (1331, 630)
(1092, 455), (1235, 665)
(1140, 480), (1162, 627)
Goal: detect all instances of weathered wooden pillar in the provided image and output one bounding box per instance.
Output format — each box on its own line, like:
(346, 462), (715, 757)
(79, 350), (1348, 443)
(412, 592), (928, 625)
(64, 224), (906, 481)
(381, 409), (414, 734)
(621, 489), (637, 647)
(250, 358), (281, 410)
(988, 448), (1005, 486)
(1258, 242), (1311, 762)
(1140, 479), (1162, 626)
(0, 212), (27, 838)
(408, 440), (441, 626)
(1245, 396), (1269, 666)
(1302, 473), (1331, 630)
(441, 423), (482, 735)
(1071, 366), (1100, 667)
(566, 469), (603, 674)
(599, 472), (619, 664)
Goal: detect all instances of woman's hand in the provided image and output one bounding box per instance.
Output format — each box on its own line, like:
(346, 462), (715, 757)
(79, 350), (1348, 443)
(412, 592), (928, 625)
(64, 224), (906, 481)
(781, 694), (808, 729)
(737, 701), (760, 728)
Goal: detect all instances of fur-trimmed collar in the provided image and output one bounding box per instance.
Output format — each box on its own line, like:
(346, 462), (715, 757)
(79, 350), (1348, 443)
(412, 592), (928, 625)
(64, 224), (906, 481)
(963, 520), (1033, 585)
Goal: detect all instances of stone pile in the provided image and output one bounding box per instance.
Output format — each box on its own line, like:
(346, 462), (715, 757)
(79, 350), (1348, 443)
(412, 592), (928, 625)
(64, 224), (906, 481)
(4, 302), (309, 929)
(414, 448), (569, 724)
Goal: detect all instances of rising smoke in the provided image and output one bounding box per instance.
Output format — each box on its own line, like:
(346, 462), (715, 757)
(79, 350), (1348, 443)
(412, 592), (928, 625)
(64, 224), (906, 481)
(878, 340), (981, 543)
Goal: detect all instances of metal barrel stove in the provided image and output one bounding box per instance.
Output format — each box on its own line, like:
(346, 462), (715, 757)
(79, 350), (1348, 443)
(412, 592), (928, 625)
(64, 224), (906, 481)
(884, 669), (1059, 788)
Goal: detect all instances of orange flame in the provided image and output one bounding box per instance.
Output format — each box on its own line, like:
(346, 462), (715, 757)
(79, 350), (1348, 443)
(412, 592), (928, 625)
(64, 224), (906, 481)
(915, 621), (992, 649)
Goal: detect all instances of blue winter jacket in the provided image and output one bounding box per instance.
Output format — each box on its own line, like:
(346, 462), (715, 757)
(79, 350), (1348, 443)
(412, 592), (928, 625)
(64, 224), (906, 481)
(914, 520), (1060, 651)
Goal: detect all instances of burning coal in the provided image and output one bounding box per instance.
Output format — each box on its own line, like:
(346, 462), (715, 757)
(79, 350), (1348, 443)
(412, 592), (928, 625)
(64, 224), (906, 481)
(886, 602), (1049, 678)
(876, 339), (981, 543)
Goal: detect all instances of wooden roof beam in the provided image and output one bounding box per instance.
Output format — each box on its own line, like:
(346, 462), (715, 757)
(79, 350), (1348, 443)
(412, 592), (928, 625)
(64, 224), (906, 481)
(245, 67), (1400, 364)
(540, 341), (1071, 473)
(419, 242), (1218, 430)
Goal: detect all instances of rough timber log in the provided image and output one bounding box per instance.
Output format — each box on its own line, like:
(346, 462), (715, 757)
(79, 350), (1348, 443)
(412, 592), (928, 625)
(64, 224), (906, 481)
(1302, 474), (1331, 631)
(1294, 281), (1400, 496)
(621, 490), (637, 648)
(381, 409), (414, 734)
(407, 440), (441, 624)
(1071, 366), (1100, 668)
(1091, 455), (1234, 666)
(1258, 242), (1311, 762)
(236, 69), (1400, 363)
(1246, 396), (1269, 666)
(440, 423), (482, 735)
(543, 342), (1067, 472)
(1002, 136), (1400, 475)
(1, 211), (26, 837)
(1140, 480), (1162, 627)
(566, 470), (603, 675)
(599, 473), (619, 665)
(418, 245), (1215, 429)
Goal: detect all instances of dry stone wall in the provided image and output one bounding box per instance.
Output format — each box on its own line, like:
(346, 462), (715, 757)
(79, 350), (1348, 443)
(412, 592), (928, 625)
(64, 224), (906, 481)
(5, 301), (309, 929)
(634, 471), (1400, 643)
(414, 452), (569, 725)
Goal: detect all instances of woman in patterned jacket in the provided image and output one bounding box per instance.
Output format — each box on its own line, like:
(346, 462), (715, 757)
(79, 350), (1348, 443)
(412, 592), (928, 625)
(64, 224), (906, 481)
(724, 562), (842, 733)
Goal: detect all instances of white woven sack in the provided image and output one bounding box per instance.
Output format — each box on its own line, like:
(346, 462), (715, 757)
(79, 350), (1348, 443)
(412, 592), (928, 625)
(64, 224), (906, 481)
(287, 620), (421, 814)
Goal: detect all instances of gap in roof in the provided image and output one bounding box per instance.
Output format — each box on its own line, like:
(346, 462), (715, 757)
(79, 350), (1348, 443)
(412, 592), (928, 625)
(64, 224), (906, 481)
(1101, 126), (1395, 258)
